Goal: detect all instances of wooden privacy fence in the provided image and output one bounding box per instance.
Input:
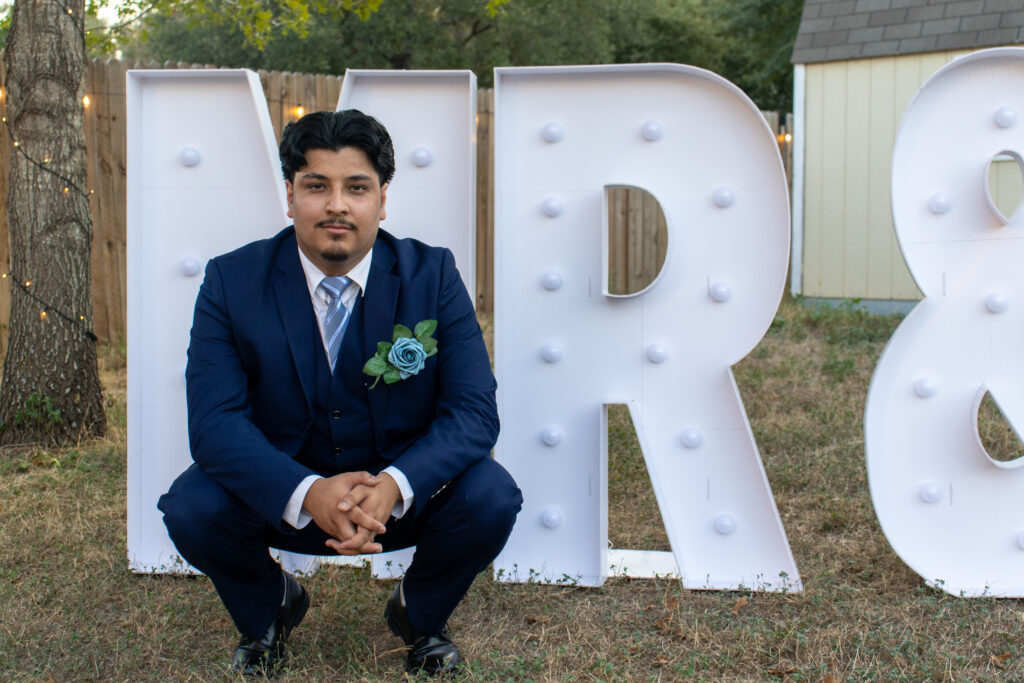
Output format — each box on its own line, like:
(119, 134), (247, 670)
(0, 58), (791, 349)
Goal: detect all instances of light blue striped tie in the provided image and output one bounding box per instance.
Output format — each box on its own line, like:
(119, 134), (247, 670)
(319, 276), (351, 371)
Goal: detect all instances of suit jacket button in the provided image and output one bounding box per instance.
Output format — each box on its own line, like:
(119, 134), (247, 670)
(333, 447), (342, 455)
(332, 410), (341, 419)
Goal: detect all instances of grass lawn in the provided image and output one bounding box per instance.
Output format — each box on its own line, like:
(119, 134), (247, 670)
(1, 297), (1022, 681)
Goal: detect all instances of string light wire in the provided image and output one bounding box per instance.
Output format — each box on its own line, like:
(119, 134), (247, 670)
(0, 272), (97, 341)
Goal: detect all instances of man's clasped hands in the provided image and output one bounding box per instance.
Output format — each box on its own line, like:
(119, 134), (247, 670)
(303, 471), (400, 555)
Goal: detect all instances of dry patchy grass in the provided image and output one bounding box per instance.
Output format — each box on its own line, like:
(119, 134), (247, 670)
(2, 299), (1024, 681)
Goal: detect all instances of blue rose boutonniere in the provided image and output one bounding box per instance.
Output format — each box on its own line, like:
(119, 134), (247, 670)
(363, 319), (438, 388)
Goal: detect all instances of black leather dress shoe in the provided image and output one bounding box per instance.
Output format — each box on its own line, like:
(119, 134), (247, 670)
(232, 572), (310, 676)
(384, 582), (461, 676)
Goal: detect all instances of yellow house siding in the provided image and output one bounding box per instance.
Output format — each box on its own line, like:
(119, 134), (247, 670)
(844, 60), (871, 299)
(801, 50), (980, 301)
(802, 64), (825, 295)
(866, 57), (896, 300)
(819, 64), (847, 298)
(991, 159), (1023, 219)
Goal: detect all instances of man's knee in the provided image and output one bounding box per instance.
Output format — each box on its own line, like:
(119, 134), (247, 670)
(159, 464), (243, 549)
(453, 458), (523, 535)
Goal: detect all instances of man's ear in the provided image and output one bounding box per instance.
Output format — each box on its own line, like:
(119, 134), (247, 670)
(379, 182), (388, 222)
(285, 180), (294, 219)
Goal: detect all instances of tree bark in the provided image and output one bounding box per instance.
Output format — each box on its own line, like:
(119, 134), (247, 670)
(0, 0), (105, 446)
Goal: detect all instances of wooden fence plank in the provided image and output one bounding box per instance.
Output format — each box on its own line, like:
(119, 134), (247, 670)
(267, 70), (283, 139)
(107, 59), (128, 342)
(89, 58), (114, 340)
(475, 88), (494, 311)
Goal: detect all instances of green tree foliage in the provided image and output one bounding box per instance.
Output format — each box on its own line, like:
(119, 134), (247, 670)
(119, 0), (802, 108)
(715, 0), (804, 111)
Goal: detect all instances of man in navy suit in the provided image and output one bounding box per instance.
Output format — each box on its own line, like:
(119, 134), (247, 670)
(158, 109), (522, 677)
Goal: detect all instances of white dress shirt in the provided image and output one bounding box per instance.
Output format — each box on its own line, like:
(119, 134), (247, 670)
(281, 245), (415, 529)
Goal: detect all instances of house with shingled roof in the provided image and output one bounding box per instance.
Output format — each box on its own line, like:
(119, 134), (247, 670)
(790, 0), (1024, 311)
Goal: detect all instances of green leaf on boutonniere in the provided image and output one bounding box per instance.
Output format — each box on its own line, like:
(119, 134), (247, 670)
(393, 324), (413, 341)
(420, 337), (438, 356)
(414, 319), (438, 340)
(383, 366), (402, 384)
(377, 341), (393, 356)
(363, 355), (388, 376)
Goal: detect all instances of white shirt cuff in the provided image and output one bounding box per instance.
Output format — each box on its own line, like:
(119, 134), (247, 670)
(382, 466), (414, 519)
(284, 474), (322, 529)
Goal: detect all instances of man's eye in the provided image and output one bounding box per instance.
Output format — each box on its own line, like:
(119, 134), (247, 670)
(350, 185), (367, 192)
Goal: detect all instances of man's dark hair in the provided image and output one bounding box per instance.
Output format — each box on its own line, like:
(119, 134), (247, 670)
(279, 109), (396, 185)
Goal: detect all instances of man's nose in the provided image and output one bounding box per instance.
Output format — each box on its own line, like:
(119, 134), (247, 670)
(326, 188), (348, 214)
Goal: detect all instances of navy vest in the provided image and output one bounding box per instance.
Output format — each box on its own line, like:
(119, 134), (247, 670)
(295, 296), (382, 475)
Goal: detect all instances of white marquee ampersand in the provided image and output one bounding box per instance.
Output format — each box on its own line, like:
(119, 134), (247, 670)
(865, 48), (1024, 597)
(492, 65), (800, 590)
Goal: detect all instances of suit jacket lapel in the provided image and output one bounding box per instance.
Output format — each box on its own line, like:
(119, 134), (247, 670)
(362, 237), (400, 433)
(272, 233), (317, 414)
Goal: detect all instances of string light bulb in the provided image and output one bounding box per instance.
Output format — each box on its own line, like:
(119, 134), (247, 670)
(39, 310), (47, 320)
(294, 106), (305, 118)
(82, 95), (90, 108)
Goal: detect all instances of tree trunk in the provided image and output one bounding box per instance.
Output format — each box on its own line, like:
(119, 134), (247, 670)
(0, 0), (104, 446)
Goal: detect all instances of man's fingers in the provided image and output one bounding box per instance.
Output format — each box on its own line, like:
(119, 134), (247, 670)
(336, 526), (375, 550)
(325, 537), (383, 555)
(341, 504), (387, 534)
(326, 526), (380, 554)
(338, 485), (372, 512)
(333, 515), (357, 541)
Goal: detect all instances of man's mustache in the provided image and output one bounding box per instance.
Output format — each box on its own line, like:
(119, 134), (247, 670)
(316, 219), (357, 229)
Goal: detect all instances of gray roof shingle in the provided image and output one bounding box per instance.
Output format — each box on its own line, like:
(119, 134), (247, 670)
(792, 0), (1023, 63)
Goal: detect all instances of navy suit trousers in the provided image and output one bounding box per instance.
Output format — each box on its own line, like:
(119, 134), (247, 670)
(159, 457), (522, 638)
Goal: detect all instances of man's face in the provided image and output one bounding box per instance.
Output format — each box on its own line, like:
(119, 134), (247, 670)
(286, 146), (388, 276)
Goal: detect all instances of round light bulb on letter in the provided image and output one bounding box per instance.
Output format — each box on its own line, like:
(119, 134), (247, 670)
(641, 120), (662, 141)
(914, 377), (938, 398)
(928, 193), (952, 215)
(541, 508), (563, 529)
(541, 270), (563, 291)
(918, 482), (943, 504)
(646, 342), (668, 363)
(411, 147), (433, 167)
(541, 342), (563, 363)
(680, 427), (703, 449)
(713, 187), (735, 208)
(542, 122), (564, 143)
(986, 293), (1009, 314)
(995, 106), (1018, 129)
(180, 256), (202, 277)
(179, 146), (201, 167)
(542, 196), (564, 218)
(541, 426), (563, 446)
(709, 282), (732, 303)
(713, 514), (736, 535)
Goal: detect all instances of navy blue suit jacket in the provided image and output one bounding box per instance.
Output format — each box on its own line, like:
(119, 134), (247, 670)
(184, 227), (498, 531)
